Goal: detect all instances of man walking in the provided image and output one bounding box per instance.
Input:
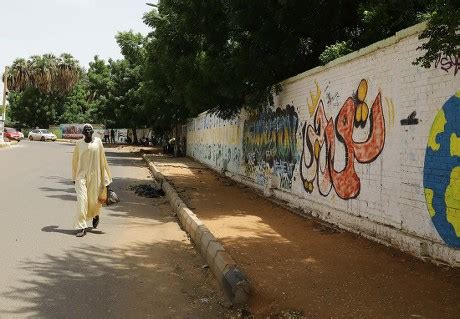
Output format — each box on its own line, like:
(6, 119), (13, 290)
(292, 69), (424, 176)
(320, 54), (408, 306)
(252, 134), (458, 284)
(72, 124), (112, 237)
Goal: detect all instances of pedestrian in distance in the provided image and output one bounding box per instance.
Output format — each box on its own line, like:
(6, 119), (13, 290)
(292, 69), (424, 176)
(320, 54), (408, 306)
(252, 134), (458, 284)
(110, 128), (115, 144)
(72, 124), (112, 237)
(104, 128), (110, 143)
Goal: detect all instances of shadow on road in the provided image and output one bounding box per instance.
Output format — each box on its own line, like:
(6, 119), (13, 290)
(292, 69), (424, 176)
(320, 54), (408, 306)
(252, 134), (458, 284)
(41, 225), (105, 236)
(0, 241), (223, 318)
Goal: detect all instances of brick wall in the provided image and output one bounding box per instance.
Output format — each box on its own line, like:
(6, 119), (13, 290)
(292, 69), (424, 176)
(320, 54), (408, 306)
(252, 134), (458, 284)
(186, 23), (460, 266)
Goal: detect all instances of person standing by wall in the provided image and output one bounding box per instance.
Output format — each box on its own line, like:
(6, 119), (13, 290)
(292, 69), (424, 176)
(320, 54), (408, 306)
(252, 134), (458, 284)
(72, 124), (112, 237)
(110, 128), (116, 144)
(104, 129), (110, 143)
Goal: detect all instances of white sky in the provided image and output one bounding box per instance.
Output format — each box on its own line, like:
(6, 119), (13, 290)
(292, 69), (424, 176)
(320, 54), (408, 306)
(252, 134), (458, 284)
(0, 0), (154, 81)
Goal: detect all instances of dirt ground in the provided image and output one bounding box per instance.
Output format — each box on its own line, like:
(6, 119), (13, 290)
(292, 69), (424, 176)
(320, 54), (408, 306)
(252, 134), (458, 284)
(147, 154), (460, 318)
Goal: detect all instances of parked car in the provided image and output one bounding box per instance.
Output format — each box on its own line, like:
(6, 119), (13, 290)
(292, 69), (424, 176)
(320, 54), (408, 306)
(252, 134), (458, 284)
(3, 127), (23, 141)
(28, 129), (57, 141)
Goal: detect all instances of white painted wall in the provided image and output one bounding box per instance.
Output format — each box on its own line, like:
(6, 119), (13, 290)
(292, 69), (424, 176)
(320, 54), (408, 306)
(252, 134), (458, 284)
(186, 23), (460, 266)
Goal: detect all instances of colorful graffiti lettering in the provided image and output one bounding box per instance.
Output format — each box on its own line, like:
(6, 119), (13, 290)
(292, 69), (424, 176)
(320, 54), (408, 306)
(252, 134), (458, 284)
(423, 92), (460, 248)
(242, 105), (298, 189)
(435, 54), (459, 76)
(300, 80), (385, 199)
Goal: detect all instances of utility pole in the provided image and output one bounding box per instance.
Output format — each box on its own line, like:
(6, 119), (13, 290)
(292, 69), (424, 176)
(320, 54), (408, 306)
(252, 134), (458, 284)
(0, 66), (7, 143)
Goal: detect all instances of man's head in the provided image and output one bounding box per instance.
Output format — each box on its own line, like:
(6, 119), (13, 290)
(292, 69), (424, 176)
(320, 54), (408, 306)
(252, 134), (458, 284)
(82, 124), (94, 139)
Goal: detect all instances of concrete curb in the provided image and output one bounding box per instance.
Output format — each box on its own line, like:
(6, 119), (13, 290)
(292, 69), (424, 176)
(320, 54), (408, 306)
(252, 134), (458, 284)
(143, 155), (250, 306)
(56, 139), (76, 143)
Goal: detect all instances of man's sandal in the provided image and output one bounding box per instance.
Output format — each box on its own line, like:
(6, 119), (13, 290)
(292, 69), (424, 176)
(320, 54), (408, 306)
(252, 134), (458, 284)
(76, 228), (86, 237)
(92, 216), (100, 229)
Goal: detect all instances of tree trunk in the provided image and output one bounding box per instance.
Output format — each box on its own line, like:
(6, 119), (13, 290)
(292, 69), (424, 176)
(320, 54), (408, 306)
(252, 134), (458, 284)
(132, 128), (138, 144)
(173, 124), (179, 157)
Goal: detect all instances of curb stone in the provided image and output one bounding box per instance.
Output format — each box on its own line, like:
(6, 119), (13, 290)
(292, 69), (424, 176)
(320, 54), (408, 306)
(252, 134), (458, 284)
(143, 155), (250, 306)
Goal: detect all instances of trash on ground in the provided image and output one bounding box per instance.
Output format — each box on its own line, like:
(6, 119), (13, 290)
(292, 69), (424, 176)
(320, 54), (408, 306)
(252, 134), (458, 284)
(129, 184), (165, 198)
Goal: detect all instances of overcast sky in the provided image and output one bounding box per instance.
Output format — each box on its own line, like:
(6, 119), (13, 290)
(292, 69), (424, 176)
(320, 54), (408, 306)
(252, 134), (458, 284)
(0, 0), (153, 77)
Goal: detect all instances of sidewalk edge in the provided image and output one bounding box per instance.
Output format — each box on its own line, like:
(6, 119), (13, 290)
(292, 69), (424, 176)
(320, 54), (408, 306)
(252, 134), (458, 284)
(143, 155), (250, 306)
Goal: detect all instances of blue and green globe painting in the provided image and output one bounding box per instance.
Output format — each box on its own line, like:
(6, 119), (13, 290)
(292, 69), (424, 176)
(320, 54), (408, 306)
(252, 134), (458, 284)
(423, 92), (460, 248)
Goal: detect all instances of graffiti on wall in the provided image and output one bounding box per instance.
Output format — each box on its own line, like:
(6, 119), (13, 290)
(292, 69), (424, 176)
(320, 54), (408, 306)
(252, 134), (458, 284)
(188, 143), (241, 172)
(435, 54), (459, 76)
(423, 92), (460, 248)
(300, 80), (386, 199)
(242, 105), (298, 190)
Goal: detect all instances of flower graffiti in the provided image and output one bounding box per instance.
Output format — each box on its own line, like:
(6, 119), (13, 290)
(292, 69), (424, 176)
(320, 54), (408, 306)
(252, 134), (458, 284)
(300, 80), (385, 199)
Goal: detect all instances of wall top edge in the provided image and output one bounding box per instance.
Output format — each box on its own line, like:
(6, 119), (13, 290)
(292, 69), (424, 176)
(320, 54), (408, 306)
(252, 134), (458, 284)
(282, 22), (427, 86)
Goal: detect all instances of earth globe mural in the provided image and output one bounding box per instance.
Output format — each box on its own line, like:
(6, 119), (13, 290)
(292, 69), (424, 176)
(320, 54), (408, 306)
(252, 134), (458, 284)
(423, 92), (460, 247)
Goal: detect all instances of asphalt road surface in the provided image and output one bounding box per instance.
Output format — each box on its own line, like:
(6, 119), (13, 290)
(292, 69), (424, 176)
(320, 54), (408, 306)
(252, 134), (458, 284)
(0, 140), (233, 318)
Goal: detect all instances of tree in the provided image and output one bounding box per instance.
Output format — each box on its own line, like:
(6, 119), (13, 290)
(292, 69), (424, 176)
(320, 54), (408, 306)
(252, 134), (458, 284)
(87, 56), (113, 126)
(8, 88), (64, 128)
(142, 0), (362, 120)
(414, 0), (460, 68)
(108, 58), (144, 143)
(142, 0), (457, 126)
(6, 53), (81, 94)
(8, 76), (93, 128)
(59, 76), (95, 124)
(5, 53), (93, 128)
(85, 33), (148, 143)
(356, 0), (430, 47)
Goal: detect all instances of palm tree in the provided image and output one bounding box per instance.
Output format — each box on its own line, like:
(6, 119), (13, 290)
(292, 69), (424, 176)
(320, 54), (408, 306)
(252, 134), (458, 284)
(6, 58), (31, 92)
(5, 53), (81, 94)
(55, 53), (81, 93)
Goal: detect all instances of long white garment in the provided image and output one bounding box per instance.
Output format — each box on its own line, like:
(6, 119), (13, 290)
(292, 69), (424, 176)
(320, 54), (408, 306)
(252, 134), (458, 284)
(72, 137), (112, 229)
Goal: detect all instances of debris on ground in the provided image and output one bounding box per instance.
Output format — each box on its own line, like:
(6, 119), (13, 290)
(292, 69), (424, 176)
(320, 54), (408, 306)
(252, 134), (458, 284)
(271, 310), (304, 319)
(129, 184), (165, 198)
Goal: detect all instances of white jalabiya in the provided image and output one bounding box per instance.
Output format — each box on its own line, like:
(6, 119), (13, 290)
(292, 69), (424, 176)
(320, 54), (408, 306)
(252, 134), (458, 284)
(72, 137), (112, 229)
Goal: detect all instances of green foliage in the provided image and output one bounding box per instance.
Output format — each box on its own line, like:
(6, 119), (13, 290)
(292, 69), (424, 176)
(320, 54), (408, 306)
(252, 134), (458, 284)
(357, 0), (431, 47)
(139, 0), (455, 130)
(319, 41), (353, 64)
(85, 32), (148, 142)
(142, 0), (362, 120)
(8, 76), (94, 128)
(414, 0), (460, 68)
(6, 1), (457, 134)
(59, 77), (94, 124)
(9, 88), (62, 128)
(6, 53), (81, 94)
(87, 56), (113, 125)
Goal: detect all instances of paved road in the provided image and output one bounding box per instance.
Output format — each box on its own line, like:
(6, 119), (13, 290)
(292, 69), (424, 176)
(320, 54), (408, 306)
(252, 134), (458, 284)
(0, 141), (233, 318)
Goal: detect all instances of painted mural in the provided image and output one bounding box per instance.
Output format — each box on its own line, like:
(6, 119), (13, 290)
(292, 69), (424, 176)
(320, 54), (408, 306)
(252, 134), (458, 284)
(300, 80), (386, 199)
(423, 92), (460, 248)
(242, 105), (298, 190)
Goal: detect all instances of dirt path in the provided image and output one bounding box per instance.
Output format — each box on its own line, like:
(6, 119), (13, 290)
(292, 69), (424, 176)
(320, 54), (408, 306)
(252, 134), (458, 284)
(150, 155), (460, 318)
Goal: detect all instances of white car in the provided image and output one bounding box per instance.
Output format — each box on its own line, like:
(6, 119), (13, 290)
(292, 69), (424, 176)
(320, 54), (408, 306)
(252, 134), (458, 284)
(28, 129), (57, 141)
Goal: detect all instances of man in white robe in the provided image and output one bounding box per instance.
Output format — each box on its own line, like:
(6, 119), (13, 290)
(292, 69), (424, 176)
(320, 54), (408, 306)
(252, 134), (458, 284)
(72, 124), (112, 237)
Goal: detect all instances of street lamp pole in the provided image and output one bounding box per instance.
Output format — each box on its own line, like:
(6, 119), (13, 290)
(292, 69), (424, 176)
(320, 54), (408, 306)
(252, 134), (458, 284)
(0, 66), (8, 143)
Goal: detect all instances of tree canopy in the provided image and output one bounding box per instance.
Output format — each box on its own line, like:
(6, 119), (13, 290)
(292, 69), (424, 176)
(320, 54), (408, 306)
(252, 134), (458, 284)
(4, 0), (458, 135)
(141, 0), (458, 123)
(6, 53), (81, 94)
